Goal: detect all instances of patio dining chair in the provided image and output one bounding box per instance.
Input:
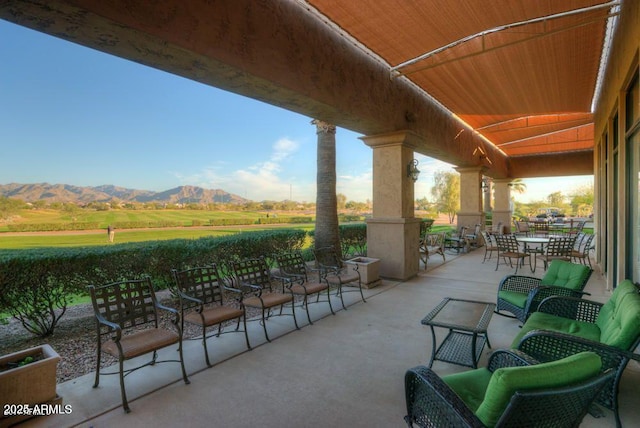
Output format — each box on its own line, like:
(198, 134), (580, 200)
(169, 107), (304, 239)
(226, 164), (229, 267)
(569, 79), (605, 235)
(535, 235), (575, 272)
(494, 233), (529, 273)
(274, 251), (335, 324)
(444, 226), (469, 253)
(404, 349), (613, 428)
(419, 232), (445, 270)
(88, 277), (190, 413)
(229, 257), (300, 342)
(480, 230), (498, 263)
(312, 246), (365, 310)
(172, 264), (251, 367)
(572, 233), (595, 268)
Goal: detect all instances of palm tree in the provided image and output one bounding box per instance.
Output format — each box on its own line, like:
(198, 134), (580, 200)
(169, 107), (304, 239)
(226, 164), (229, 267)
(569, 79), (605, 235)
(312, 119), (342, 258)
(510, 178), (527, 194)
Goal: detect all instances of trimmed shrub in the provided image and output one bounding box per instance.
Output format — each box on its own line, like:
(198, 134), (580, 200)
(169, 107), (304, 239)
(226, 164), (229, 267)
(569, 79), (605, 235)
(0, 229), (307, 337)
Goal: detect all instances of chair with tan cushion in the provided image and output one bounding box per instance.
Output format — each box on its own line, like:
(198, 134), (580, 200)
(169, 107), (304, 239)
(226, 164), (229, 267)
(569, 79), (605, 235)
(88, 277), (190, 413)
(172, 264), (251, 367)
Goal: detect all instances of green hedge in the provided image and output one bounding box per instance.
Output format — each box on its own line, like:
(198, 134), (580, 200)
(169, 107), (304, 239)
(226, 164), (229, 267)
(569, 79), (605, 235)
(7, 222), (101, 232)
(0, 229), (307, 337)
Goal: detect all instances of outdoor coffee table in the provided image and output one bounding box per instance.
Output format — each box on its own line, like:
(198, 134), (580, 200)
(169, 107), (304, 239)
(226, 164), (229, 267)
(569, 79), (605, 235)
(421, 297), (495, 369)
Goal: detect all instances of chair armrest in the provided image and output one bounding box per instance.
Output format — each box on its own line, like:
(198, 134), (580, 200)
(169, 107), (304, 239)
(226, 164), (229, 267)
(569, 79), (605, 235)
(524, 286), (591, 317)
(94, 312), (123, 341)
(537, 295), (603, 323)
(404, 366), (484, 428)
(487, 349), (539, 371)
(498, 275), (542, 294)
(516, 329), (640, 369)
(177, 290), (203, 306)
(237, 281), (264, 296)
(156, 302), (181, 326)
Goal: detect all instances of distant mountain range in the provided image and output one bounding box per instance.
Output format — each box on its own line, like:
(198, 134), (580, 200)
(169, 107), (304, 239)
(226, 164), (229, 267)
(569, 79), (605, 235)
(0, 183), (249, 205)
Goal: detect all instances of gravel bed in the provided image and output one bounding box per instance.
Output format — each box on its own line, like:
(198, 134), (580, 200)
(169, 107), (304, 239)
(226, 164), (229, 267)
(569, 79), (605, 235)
(0, 291), (278, 383)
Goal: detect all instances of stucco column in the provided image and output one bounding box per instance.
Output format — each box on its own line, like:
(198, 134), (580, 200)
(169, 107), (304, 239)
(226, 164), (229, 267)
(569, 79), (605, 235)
(361, 131), (422, 280)
(493, 178), (513, 233)
(455, 166), (485, 231)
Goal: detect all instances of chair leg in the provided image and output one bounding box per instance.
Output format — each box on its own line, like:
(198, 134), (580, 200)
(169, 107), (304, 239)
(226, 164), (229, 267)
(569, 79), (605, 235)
(177, 340), (190, 385)
(303, 294), (313, 325)
(290, 300), (300, 330)
(119, 358), (130, 413)
(326, 287), (335, 315)
(202, 324), (211, 367)
(261, 307), (271, 342)
(242, 315), (252, 350)
(93, 341), (102, 388)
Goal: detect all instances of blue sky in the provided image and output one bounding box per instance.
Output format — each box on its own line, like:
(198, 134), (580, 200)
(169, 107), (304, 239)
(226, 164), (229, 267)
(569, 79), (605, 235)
(0, 20), (591, 204)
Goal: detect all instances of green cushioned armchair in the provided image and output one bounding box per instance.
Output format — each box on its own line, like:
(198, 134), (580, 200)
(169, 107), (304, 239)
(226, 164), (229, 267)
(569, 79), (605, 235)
(496, 260), (592, 323)
(404, 350), (613, 428)
(513, 280), (640, 427)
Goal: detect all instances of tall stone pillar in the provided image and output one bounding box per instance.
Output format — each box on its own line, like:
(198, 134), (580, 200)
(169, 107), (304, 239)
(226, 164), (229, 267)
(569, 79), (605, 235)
(493, 178), (513, 234)
(361, 131), (422, 280)
(455, 166), (485, 230)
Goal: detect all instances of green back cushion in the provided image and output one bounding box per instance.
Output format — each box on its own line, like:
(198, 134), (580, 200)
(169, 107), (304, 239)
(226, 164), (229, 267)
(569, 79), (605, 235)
(598, 291), (640, 348)
(596, 280), (637, 329)
(540, 260), (590, 290)
(475, 352), (602, 427)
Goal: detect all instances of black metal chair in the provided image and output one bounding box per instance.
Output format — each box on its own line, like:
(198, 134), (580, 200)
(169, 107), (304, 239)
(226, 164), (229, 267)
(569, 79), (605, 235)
(494, 233), (529, 273)
(535, 235), (575, 271)
(405, 349), (613, 428)
(480, 230), (498, 263)
(229, 257), (299, 342)
(172, 264), (251, 367)
(445, 226), (469, 253)
(88, 277), (190, 413)
(274, 251), (335, 324)
(312, 246), (365, 310)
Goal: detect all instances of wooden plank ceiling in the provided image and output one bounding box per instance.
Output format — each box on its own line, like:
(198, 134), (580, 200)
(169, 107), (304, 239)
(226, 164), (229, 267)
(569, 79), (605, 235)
(305, 0), (616, 158)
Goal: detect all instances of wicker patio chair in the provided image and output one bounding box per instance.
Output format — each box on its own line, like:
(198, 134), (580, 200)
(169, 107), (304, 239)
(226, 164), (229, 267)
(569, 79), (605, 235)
(274, 251), (335, 324)
(312, 246), (365, 310)
(88, 277), (190, 413)
(172, 264), (251, 367)
(480, 230), (498, 263)
(572, 233), (595, 267)
(535, 235), (575, 272)
(229, 257), (299, 342)
(495, 260), (592, 323)
(404, 349), (613, 428)
(419, 232), (445, 270)
(494, 233), (529, 273)
(513, 281), (640, 428)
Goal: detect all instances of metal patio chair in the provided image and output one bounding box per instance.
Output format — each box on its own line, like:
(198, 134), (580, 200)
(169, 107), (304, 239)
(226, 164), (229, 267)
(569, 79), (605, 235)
(495, 233), (529, 273)
(312, 246), (365, 310)
(88, 277), (190, 413)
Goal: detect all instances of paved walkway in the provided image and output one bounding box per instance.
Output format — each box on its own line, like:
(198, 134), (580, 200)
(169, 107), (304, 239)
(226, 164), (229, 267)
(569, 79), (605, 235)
(22, 248), (639, 427)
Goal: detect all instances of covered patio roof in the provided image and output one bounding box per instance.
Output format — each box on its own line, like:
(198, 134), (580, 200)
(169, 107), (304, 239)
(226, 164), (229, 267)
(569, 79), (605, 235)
(305, 0), (616, 160)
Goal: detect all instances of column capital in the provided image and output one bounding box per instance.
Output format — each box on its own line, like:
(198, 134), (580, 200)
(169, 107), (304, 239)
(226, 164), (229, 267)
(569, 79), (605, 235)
(360, 130), (422, 149)
(311, 119), (336, 134)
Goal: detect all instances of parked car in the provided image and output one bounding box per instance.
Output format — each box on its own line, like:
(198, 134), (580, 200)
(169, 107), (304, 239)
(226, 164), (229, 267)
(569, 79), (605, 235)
(533, 207), (565, 222)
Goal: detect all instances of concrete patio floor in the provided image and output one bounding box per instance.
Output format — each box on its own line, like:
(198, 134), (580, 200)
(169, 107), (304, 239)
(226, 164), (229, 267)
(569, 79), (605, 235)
(21, 248), (639, 427)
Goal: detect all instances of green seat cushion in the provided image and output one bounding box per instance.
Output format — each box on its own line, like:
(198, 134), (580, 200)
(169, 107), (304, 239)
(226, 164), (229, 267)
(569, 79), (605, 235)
(498, 290), (529, 309)
(443, 368), (493, 412)
(475, 352), (602, 427)
(511, 312), (601, 348)
(540, 260), (591, 291)
(598, 291), (640, 349)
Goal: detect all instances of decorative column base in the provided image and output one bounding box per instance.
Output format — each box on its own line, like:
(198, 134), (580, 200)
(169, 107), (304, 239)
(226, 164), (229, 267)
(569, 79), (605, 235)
(492, 210), (512, 234)
(366, 217), (420, 280)
(457, 212), (485, 231)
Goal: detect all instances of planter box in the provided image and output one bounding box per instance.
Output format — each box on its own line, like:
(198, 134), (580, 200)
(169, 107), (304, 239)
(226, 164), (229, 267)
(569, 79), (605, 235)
(0, 344), (62, 427)
(346, 257), (381, 289)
